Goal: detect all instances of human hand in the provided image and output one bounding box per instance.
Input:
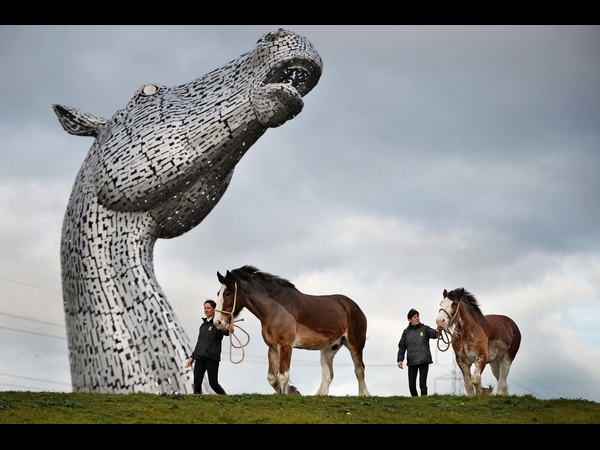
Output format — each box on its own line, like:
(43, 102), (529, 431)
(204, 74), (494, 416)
(398, 361), (403, 369)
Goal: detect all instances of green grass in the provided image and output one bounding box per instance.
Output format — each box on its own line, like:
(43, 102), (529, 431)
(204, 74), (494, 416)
(0, 391), (598, 424)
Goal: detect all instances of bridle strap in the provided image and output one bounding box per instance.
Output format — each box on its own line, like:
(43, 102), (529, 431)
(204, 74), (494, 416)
(437, 301), (460, 352)
(439, 300), (460, 324)
(214, 281), (250, 364)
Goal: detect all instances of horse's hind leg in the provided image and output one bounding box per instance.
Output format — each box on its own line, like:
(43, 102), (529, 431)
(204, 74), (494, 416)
(316, 339), (342, 395)
(488, 360), (500, 395)
(344, 337), (371, 397)
(496, 357), (513, 396)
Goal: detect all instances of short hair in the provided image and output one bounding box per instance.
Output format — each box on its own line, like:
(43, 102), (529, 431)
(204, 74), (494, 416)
(407, 308), (419, 320)
(204, 299), (216, 308)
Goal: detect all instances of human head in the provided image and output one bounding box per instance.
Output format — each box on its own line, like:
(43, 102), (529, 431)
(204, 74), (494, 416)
(204, 299), (216, 318)
(407, 308), (420, 326)
(407, 309), (419, 320)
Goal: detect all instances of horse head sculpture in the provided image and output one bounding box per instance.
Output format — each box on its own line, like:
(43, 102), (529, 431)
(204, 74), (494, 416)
(54, 29), (322, 393)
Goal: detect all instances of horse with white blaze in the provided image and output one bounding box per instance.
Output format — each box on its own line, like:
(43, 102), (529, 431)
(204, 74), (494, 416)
(436, 288), (521, 396)
(215, 266), (371, 396)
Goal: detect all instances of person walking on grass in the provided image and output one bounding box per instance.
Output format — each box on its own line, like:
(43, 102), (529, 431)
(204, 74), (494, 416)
(397, 308), (438, 397)
(187, 299), (230, 394)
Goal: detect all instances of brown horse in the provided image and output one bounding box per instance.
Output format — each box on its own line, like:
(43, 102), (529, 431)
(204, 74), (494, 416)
(436, 288), (521, 396)
(215, 266), (371, 396)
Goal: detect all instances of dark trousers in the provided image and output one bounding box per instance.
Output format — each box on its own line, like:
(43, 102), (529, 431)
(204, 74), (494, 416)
(193, 358), (226, 394)
(408, 363), (429, 397)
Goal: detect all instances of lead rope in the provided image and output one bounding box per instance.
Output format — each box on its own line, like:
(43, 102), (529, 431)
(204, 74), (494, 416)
(215, 281), (250, 364)
(436, 302), (460, 352)
(437, 328), (452, 352)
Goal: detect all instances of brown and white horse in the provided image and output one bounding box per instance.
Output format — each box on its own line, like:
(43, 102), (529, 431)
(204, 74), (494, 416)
(436, 288), (521, 396)
(215, 266), (371, 396)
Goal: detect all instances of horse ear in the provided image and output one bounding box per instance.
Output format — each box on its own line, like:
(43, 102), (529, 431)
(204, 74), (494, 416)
(443, 289), (448, 298)
(458, 288), (465, 299)
(217, 271), (225, 284)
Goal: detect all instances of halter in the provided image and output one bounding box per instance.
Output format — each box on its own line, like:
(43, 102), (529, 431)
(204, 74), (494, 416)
(436, 300), (460, 352)
(214, 281), (251, 364)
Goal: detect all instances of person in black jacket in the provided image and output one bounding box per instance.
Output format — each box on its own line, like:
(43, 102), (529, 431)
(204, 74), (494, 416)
(187, 299), (230, 394)
(397, 308), (438, 396)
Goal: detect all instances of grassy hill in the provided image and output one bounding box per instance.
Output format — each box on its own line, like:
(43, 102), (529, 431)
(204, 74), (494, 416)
(1, 391), (598, 424)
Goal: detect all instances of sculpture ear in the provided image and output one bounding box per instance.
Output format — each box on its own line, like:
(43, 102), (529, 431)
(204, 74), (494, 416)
(52, 104), (108, 137)
(443, 289), (448, 298)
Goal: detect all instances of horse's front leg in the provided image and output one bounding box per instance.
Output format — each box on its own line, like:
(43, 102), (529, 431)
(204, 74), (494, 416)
(267, 347), (281, 393)
(472, 354), (488, 396)
(277, 340), (293, 394)
(456, 358), (475, 396)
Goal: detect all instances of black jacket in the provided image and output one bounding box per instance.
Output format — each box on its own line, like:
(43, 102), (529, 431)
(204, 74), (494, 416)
(191, 317), (229, 361)
(397, 322), (437, 366)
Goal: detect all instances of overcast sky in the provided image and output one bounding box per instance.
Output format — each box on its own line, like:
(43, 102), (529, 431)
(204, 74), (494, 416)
(1, 25), (599, 402)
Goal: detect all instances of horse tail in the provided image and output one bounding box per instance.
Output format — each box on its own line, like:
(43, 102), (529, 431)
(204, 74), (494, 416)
(507, 319), (522, 361)
(343, 296), (368, 357)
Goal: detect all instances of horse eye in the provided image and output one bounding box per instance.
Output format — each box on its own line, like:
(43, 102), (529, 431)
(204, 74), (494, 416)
(141, 84), (158, 96)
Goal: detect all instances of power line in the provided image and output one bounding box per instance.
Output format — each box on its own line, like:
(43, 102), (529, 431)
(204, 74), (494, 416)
(0, 312), (64, 328)
(0, 382), (52, 391)
(0, 326), (66, 340)
(0, 372), (71, 386)
(0, 276), (61, 294)
(510, 368), (568, 397)
(507, 378), (544, 399)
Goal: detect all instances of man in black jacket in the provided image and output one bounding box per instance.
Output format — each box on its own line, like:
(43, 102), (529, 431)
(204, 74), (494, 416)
(187, 300), (229, 394)
(397, 308), (438, 396)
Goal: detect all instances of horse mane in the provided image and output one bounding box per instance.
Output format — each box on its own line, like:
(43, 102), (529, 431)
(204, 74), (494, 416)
(230, 265), (296, 290)
(447, 287), (484, 318)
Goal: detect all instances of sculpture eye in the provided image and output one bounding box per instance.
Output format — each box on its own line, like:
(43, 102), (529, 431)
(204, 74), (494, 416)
(141, 84), (159, 96)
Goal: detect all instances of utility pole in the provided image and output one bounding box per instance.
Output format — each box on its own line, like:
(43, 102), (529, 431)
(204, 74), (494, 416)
(451, 357), (463, 395)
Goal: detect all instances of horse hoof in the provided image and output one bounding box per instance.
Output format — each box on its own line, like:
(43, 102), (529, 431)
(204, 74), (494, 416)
(289, 386), (301, 396)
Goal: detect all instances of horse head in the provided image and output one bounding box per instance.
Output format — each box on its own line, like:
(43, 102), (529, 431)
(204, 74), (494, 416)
(215, 270), (246, 328)
(436, 288), (464, 329)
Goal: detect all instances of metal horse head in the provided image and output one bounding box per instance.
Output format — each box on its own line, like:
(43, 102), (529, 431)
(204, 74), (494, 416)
(54, 29), (322, 393)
